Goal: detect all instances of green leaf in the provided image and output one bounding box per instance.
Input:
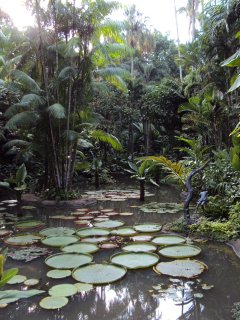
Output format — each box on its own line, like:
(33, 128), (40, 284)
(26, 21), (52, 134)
(111, 252), (159, 269)
(15, 164), (27, 185)
(47, 103), (66, 119)
(0, 289), (45, 304)
(221, 50), (240, 67)
(0, 182), (10, 188)
(128, 161), (138, 172)
(90, 130), (122, 151)
(4, 111), (39, 130)
(10, 70), (41, 93)
(228, 74), (240, 92)
(0, 268), (18, 288)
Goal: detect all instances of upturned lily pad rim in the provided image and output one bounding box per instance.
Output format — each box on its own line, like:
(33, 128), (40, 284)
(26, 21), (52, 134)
(133, 223), (162, 233)
(110, 251), (159, 269)
(153, 259), (208, 278)
(158, 244), (202, 258)
(61, 242), (99, 254)
(122, 242), (157, 252)
(152, 234), (186, 246)
(72, 262), (127, 284)
(45, 252), (93, 269)
(39, 296), (69, 310)
(76, 227), (110, 238)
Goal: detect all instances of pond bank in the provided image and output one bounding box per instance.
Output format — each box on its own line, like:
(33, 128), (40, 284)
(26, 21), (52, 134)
(22, 193), (97, 208)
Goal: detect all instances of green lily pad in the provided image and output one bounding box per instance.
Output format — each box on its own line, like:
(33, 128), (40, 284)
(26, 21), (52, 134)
(0, 289), (45, 305)
(111, 252), (159, 269)
(154, 259), (207, 278)
(158, 244), (201, 258)
(76, 227), (110, 238)
(131, 235), (153, 242)
(40, 227), (76, 237)
(45, 253), (93, 269)
(111, 227), (137, 236)
(7, 275), (27, 284)
(41, 236), (79, 247)
(72, 263), (127, 284)
(133, 223), (162, 233)
(81, 237), (109, 243)
(15, 220), (45, 230)
(74, 282), (93, 292)
(40, 296), (68, 309)
(152, 235), (186, 246)
(47, 270), (72, 279)
(24, 279), (39, 286)
(49, 284), (77, 297)
(21, 206), (37, 210)
(4, 234), (42, 246)
(94, 220), (124, 229)
(122, 242), (157, 252)
(61, 242), (99, 254)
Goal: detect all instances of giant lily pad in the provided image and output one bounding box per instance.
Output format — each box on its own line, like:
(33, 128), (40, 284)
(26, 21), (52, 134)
(94, 220), (124, 229)
(154, 259), (207, 278)
(111, 227), (137, 236)
(41, 236), (79, 247)
(158, 244), (201, 258)
(131, 235), (153, 242)
(49, 284), (77, 297)
(76, 227), (110, 238)
(110, 252), (159, 269)
(122, 242), (157, 252)
(7, 275), (27, 284)
(152, 235), (186, 246)
(74, 282), (93, 292)
(40, 227), (75, 237)
(134, 223), (162, 233)
(61, 242), (99, 254)
(45, 253), (93, 269)
(72, 263), (127, 284)
(0, 289), (45, 305)
(39, 296), (68, 310)
(47, 270), (71, 279)
(81, 236), (109, 243)
(4, 234), (42, 246)
(15, 220), (45, 230)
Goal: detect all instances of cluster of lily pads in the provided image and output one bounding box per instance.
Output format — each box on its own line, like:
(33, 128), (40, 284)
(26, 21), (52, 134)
(0, 201), (210, 311)
(81, 189), (155, 201)
(139, 202), (184, 214)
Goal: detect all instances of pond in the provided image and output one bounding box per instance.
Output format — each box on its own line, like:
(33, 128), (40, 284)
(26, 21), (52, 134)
(1, 184), (240, 320)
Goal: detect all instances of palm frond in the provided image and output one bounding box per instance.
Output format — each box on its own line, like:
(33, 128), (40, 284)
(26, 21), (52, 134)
(47, 103), (66, 119)
(58, 66), (76, 82)
(10, 70), (41, 94)
(62, 130), (79, 142)
(20, 94), (45, 107)
(3, 140), (30, 150)
(90, 129), (122, 151)
(4, 111), (39, 130)
(4, 103), (29, 119)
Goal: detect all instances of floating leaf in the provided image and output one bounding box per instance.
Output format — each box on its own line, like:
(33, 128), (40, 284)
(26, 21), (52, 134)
(5, 234), (42, 246)
(94, 220), (124, 229)
(154, 260), (207, 278)
(122, 242), (157, 252)
(111, 227), (137, 236)
(131, 235), (153, 242)
(119, 212), (134, 216)
(76, 227), (110, 238)
(47, 270), (71, 279)
(40, 227), (75, 237)
(8, 247), (52, 262)
(111, 252), (159, 269)
(24, 279), (39, 286)
(74, 282), (93, 292)
(81, 236), (109, 243)
(152, 235), (186, 246)
(61, 242), (99, 254)
(0, 289), (44, 304)
(7, 275), (27, 284)
(158, 245), (201, 259)
(41, 236), (79, 247)
(45, 253), (93, 269)
(49, 284), (77, 297)
(15, 220), (45, 230)
(39, 296), (68, 309)
(100, 242), (119, 249)
(72, 263), (127, 284)
(133, 224), (162, 233)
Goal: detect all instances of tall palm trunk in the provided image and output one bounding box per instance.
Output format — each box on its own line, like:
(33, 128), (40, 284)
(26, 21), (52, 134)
(173, 0), (183, 82)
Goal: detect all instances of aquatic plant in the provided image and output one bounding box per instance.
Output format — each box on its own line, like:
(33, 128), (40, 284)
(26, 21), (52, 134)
(0, 248), (18, 289)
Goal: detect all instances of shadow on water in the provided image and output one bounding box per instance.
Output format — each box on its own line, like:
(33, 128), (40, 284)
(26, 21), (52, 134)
(2, 184), (240, 320)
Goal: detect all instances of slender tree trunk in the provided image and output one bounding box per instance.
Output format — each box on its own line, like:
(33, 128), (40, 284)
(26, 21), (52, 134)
(128, 123), (134, 159)
(173, 0), (183, 82)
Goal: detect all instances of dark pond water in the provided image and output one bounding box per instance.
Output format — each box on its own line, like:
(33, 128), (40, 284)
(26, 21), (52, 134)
(1, 184), (240, 320)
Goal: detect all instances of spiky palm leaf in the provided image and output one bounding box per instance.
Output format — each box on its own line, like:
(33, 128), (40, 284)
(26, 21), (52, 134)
(47, 103), (66, 119)
(10, 70), (41, 94)
(4, 111), (39, 130)
(90, 129), (122, 151)
(3, 140), (30, 151)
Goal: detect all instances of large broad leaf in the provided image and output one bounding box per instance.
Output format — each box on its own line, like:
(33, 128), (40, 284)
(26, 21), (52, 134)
(7, 275), (27, 284)
(158, 244), (201, 259)
(76, 227), (110, 238)
(47, 103), (66, 119)
(39, 296), (68, 310)
(133, 223), (162, 233)
(221, 50), (240, 67)
(94, 220), (124, 229)
(122, 242), (157, 252)
(154, 259), (208, 278)
(47, 270), (71, 279)
(40, 227), (75, 237)
(0, 289), (45, 304)
(61, 242), (99, 254)
(41, 236), (79, 247)
(111, 252), (159, 269)
(45, 253), (93, 269)
(90, 130), (122, 151)
(72, 263), (127, 284)
(49, 284), (77, 297)
(15, 163), (27, 185)
(152, 235), (186, 246)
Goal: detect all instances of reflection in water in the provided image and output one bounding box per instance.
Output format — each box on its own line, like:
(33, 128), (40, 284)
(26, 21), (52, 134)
(2, 185), (240, 320)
